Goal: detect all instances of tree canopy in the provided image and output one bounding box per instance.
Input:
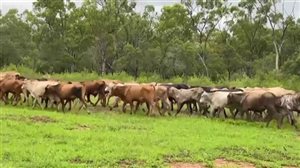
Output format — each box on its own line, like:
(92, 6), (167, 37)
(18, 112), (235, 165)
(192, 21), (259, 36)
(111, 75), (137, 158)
(1, 0), (299, 80)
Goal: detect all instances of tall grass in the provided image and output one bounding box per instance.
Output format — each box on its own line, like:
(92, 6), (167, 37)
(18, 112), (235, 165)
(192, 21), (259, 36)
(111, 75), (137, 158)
(1, 64), (299, 91)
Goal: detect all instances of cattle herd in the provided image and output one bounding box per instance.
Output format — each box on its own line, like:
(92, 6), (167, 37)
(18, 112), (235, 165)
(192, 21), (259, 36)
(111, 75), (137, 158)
(1, 71), (300, 129)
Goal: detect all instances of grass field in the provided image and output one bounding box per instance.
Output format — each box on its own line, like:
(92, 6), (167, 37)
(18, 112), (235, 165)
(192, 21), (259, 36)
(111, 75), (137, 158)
(1, 105), (300, 168)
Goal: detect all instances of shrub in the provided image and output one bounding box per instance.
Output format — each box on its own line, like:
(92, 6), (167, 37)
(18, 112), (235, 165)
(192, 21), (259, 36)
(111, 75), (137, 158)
(1, 65), (299, 91)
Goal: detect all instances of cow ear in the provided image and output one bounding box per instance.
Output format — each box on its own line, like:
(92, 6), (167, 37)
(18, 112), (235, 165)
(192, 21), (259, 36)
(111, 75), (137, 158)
(45, 84), (50, 91)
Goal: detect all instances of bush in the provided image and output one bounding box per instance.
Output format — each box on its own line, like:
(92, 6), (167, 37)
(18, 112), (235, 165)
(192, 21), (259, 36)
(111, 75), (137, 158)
(1, 65), (299, 91)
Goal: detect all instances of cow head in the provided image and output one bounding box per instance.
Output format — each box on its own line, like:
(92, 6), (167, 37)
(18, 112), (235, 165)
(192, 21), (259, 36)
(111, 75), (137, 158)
(199, 91), (211, 104)
(295, 93), (300, 108)
(227, 92), (245, 105)
(15, 74), (26, 80)
(167, 87), (177, 98)
(45, 84), (60, 94)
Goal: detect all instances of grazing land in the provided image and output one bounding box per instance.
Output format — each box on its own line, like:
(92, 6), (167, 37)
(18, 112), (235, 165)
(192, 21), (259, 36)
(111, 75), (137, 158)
(1, 106), (299, 168)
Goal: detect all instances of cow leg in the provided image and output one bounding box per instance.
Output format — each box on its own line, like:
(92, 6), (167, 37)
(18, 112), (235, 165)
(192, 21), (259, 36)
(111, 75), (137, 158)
(61, 100), (66, 112)
(233, 109), (239, 119)
(194, 102), (198, 113)
(163, 99), (171, 116)
(161, 101), (164, 111)
(100, 94), (106, 107)
(93, 93), (102, 107)
(212, 108), (218, 117)
(276, 114), (284, 129)
(13, 94), (21, 106)
(32, 98), (37, 108)
(146, 103), (151, 116)
(122, 102), (127, 113)
(0, 92), (6, 104)
(67, 100), (72, 111)
(156, 101), (163, 116)
(12, 94), (17, 106)
(229, 108), (235, 118)
(265, 106), (278, 127)
(0, 92), (4, 104)
(265, 112), (273, 127)
(106, 95), (112, 106)
(129, 102), (134, 114)
(79, 97), (88, 111)
(201, 104), (209, 117)
(222, 108), (227, 118)
(3, 93), (9, 104)
(113, 97), (120, 108)
(188, 102), (193, 115)
(175, 103), (184, 116)
(289, 112), (298, 129)
(44, 98), (49, 109)
(135, 102), (140, 114)
(170, 99), (174, 111)
(37, 97), (44, 109)
(86, 94), (91, 104)
(164, 100), (172, 116)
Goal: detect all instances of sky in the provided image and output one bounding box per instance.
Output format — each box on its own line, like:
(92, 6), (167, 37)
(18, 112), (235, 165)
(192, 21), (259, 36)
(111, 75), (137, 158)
(1, 0), (300, 18)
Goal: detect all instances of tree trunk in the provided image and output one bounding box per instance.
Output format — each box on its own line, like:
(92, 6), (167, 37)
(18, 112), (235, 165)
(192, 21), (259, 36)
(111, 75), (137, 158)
(273, 41), (279, 71)
(198, 54), (209, 77)
(101, 59), (106, 75)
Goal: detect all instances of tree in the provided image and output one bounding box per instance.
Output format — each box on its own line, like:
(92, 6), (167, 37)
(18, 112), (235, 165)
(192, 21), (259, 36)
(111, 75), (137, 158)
(182, 0), (229, 77)
(257, 0), (293, 70)
(0, 9), (36, 68)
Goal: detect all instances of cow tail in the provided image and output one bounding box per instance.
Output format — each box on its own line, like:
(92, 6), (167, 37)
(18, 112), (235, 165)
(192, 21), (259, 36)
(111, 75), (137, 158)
(81, 86), (86, 100)
(73, 87), (83, 99)
(150, 85), (156, 100)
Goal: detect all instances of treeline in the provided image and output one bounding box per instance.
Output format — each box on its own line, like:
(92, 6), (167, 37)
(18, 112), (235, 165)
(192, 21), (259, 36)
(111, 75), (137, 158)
(0, 0), (300, 80)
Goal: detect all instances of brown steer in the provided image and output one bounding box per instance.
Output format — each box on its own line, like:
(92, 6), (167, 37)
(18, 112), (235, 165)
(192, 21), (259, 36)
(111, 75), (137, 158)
(0, 79), (24, 105)
(110, 84), (157, 115)
(227, 91), (290, 128)
(44, 83), (87, 112)
(81, 80), (106, 106)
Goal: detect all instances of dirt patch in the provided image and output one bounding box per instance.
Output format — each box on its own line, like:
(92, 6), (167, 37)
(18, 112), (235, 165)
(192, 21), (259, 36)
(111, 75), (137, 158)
(0, 114), (27, 122)
(69, 156), (93, 164)
(296, 133), (300, 141)
(214, 158), (255, 168)
(1, 114), (56, 123)
(29, 116), (57, 123)
(65, 124), (92, 131)
(118, 159), (145, 168)
(76, 124), (91, 130)
(169, 162), (206, 168)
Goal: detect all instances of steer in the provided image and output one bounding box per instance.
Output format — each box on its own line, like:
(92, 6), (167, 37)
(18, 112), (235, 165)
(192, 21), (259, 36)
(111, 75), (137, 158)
(227, 91), (291, 129)
(22, 80), (59, 108)
(105, 82), (138, 108)
(0, 79), (24, 105)
(199, 90), (244, 118)
(104, 80), (123, 106)
(167, 87), (203, 116)
(160, 83), (190, 111)
(242, 87), (295, 97)
(154, 85), (171, 115)
(44, 83), (87, 112)
(81, 80), (106, 106)
(0, 71), (25, 81)
(277, 93), (300, 126)
(110, 84), (157, 115)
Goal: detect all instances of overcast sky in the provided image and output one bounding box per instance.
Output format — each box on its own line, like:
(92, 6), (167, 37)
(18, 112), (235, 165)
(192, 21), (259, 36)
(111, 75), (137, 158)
(1, 0), (300, 18)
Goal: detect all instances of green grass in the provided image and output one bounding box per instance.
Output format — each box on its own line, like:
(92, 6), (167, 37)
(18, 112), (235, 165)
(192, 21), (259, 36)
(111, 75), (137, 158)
(1, 106), (300, 168)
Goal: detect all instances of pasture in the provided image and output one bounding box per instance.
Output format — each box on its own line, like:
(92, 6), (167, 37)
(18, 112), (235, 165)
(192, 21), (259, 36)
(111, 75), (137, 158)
(1, 105), (300, 168)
